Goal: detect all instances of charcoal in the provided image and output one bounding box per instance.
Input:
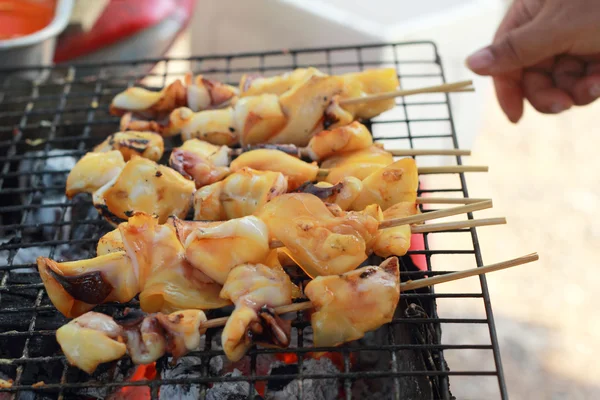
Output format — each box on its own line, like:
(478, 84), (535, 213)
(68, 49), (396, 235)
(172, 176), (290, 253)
(206, 369), (259, 400)
(159, 356), (203, 400)
(18, 150), (77, 241)
(265, 358), (338, 400)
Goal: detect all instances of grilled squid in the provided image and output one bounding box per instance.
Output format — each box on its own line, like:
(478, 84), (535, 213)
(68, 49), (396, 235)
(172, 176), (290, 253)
(93, 131), (164, 162)
(56, 310), (207, 373)
(371, 201), (420, 258)
(257, 193), (381, 277)
(38, 212), (228, 318)
(305, 257), (400, 347)
(240, 67), (398, 123)
(65, 150), (126, 198)
(194, 168), (288, 221)
(220, 263), (295, 361)
(294, 176), (363, 211)
(169, 138), (231, 188)
(230, 149), (318, 190)
(110, 73), (238, 119)
(37, 251), (139, 318)
(92, 155), (195, 225)
(138, 68), (398, 147)
(56, 312), (127, 374)
(321, 145), (394, 184)
(305, 121), (373, 161)
(351, 158), (419, 211)
(120, 213), (230, 313)
(175, 216), (271, 284)
(239, 67), (326, 96)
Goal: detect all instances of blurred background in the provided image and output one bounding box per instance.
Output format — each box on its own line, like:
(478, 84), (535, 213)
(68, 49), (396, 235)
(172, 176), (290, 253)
(6, 0), (600, 398)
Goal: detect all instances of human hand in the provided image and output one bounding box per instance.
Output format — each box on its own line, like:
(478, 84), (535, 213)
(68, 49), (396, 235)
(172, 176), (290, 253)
(466, 0), (600, 122)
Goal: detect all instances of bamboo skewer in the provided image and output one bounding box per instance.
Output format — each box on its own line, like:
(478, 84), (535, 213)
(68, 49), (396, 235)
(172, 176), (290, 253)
(387, 149), (471, 157)
(401, 253), (539, 291)
(199, 253), (539, 330)
(269, 216), (504, 248)
(233, 147), (471, 158)
(268, 200), (494, 249)
(416, 197), (491, 205)
(317, 165), (487, 177)
(379, 200), (492, 228)
(339, 80), (475, 106)
(416, 165), (488, 174)
(410, 217), (507, 233)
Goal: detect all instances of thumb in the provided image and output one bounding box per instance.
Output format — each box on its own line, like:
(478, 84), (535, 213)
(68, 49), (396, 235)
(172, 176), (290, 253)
(467, 21), (565, 75)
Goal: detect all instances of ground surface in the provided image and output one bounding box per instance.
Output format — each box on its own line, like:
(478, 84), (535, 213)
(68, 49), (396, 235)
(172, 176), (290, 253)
(436, 92), (600, 400)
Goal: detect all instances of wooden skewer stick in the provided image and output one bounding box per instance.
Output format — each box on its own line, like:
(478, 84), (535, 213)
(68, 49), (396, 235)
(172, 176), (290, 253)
(387, 149), (471, 157)
(379, 199), (492, 228)
(200, 253), (539, 329)
(317, 165), (487, 177)
(233, 146), (471, 158)
(416, 197), (490, 205)
(417, 165), (488, 174)
(401, 253), (539, 291)
(268, 200), (494, 248)
(411, 217), (507, 233)
(339, 80), (474, 106)
(269, 216), (504, 248)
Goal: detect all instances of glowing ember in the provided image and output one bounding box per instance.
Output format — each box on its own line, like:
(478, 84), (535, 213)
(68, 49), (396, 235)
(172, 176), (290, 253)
(112, 363), (157, 400)
(275, 352), (298, 364)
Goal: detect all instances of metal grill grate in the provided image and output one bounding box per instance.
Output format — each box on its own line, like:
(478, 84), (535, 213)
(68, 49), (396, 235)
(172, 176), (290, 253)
(0, 42), (506, 400)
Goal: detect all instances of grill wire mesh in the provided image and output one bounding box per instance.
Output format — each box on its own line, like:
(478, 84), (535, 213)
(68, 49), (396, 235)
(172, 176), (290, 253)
(0, 42), (507, 400)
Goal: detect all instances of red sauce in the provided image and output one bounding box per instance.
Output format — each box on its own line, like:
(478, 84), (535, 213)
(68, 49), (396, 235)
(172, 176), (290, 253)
(0, 0), (56, 40)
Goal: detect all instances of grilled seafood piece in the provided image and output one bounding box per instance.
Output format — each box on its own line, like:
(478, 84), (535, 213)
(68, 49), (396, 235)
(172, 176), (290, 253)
(220, 263), (295, 361)
(176, 216), (271, 284)
(305, 121), (373, 161)
(294, 177), (363, 211)
(194, 168), (287, 220)
(350, 158), (419, 211)
(65, 150), (126, 199)
(304, 257), (400, 347)
(240, 67), (399, 122)
(321, 144), (394, 184)
(110, 73), (238, 119)
(138, 68), (398, 146)
(92, 156), (195, 225)
(372, 202), (420, 258)
(230, 149), (318, 190)
(93, 131), (164, 161)
(38, 213), (228, 318)
(257, 193), (382, 277)
(169, 138), (231, 188)
(56, 312), (127, 374)
(56, 310), (207, 373)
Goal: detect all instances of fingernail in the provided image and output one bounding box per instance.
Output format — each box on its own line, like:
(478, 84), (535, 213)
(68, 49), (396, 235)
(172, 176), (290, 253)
(589, 84), (600, 98)
(551, 103), (568, 113)
(466, 48), (495, 71)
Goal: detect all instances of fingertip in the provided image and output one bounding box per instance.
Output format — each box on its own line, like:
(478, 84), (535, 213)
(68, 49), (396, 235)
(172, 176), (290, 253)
(494, 76), (524, 123)
(522, 71), (574, 114)
(465, 48), (495, 76)
(572, 75), (600, 106)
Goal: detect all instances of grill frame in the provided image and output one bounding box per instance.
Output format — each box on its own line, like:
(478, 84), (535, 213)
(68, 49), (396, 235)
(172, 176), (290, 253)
(0, 41), (507, 400)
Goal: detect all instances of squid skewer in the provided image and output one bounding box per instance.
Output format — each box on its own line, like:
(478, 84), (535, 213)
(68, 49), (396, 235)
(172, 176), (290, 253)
(121, 67), (472, 147)
(38, 195), (493, 320)
(56, 253), (537, 372)
(231, 121), (471, 161)
(110, 73), (238, 119)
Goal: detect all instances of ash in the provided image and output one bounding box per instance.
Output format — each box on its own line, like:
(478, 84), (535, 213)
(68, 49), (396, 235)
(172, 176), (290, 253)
(159, 356), (203, 400)
(0, 150), (102, 271)
(265, 358), (339, 400)
(18, 150), (77, 241)
(206, 369), (259, 400)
